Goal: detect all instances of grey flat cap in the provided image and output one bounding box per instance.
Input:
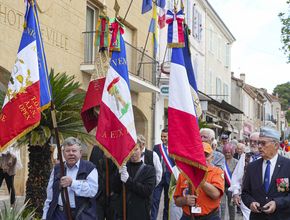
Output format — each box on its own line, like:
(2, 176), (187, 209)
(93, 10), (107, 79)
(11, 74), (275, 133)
(259, 126), (280, 141)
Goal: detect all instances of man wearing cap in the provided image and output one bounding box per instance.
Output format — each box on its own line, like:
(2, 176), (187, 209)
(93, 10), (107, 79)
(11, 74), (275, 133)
(242, 127), (290, 220)
(229, 132), (261, 220)
(200, 128), (225, 170)
(174, 142), (224, 220)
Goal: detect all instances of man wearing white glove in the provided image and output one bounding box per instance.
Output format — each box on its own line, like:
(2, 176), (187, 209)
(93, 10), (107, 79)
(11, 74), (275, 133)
(119, 165), (129, 183)
(115, 143), (156, 220)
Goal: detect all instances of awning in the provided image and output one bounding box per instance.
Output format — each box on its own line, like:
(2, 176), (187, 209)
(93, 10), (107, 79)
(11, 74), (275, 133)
(209, 99), (243, 114)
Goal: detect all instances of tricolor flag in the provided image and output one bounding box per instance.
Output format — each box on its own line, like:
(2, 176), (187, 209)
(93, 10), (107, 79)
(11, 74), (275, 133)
(0, 1), (51, 152)
(183, 25), (202, 117)
(168, 47), (207, 190)
(96, 34), (137, 167)
(142, 0), (152, 14)
(166, 10), (185, 48)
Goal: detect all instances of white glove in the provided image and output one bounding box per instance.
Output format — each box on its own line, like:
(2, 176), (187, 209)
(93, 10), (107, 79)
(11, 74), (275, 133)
(120, 170), (129, 183)
(119, 165), (129, 183)
(119, 165), (127, 174)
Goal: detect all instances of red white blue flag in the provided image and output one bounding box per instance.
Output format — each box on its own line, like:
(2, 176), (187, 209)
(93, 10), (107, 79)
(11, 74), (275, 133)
(0, 1), (51, 152)
(96, 34), (137, 167)
(168, 47), (207, 191)
(166, 10), (185, 48)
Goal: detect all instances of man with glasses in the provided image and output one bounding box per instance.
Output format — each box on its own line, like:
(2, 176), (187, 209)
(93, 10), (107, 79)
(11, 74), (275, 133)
(200, 128), (225, 170)
(229, 132), (260, 220)
(242, 127), (290, 220)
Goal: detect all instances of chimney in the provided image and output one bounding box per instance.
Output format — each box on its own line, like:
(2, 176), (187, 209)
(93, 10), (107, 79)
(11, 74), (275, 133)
(240, 73), (245, 82)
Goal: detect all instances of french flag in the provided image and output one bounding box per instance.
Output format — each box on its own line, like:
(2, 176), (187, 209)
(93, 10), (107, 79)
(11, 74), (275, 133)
(96, 35), (137, 167)
(0, 1), (51, 152)
(168, 47), (207, 190)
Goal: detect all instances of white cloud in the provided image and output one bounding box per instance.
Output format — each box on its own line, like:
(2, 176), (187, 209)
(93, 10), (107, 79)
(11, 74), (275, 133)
(208, 0), (290, 93)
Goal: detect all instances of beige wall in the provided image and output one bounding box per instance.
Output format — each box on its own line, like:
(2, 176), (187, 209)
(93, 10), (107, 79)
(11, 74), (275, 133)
(0, 0), (154, 196)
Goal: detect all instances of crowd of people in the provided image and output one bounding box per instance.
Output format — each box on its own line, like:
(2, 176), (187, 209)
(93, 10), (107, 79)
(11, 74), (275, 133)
(26, 125), (289, 220)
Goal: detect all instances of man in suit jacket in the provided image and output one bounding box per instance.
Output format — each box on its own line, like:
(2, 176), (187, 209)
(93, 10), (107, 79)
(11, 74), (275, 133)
(242, 126), (290, 220)
(151, 128), (173, 220)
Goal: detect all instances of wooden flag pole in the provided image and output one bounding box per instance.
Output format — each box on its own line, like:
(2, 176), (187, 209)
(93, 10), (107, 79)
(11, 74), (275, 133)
(188, 182), (194, 220)
(122, 183), (126, 220)
(51, 102), (73, 220)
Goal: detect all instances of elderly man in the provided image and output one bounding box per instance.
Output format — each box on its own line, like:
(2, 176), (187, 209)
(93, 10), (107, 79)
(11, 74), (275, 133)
(200, 128), (225, 169)
(138, 134), (162, 186)
(42, 137), (98, 220)
(242, 127), (290, 220)
(229, 132), (260, 220)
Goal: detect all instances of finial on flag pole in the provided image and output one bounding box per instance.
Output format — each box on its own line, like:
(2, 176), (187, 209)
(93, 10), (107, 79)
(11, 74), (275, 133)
(114, 0), (120, 17)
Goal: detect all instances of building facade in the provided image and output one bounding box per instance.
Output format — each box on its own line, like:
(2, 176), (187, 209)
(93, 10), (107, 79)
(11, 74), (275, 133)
(0, 0), (158, 196)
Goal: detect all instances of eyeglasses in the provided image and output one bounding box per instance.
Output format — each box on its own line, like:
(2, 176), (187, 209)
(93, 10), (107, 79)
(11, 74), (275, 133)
(258, 140), (276, 147)
(250, 140), (259, 145)
(201, 135), (209, 139)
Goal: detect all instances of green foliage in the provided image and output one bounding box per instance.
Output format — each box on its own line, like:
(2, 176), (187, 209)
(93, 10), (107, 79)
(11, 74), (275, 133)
(198, 120), (209, 128)
(278, 0), (290, 63)
(0, 201), (35, 220)
(0, 90), (5, 109)
(286, 110), (290, 123)
(273, 81), (290, 110)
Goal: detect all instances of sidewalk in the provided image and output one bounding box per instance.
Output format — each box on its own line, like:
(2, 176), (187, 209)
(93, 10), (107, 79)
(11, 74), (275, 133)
(0, 196), (25, 210)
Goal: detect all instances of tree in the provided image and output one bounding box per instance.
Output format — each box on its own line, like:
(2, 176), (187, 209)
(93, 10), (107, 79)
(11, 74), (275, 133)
(278, 0), (290, 63)
(2, 69), (95, 217)
(273, 81), (290, 110)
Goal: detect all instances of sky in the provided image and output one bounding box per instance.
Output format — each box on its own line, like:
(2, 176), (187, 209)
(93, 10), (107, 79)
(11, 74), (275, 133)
(208, 0), (289, 93)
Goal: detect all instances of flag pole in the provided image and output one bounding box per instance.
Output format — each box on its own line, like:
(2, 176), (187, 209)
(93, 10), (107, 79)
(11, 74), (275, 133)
(30, 0), (73, 219)
(51, 102), (73, 220)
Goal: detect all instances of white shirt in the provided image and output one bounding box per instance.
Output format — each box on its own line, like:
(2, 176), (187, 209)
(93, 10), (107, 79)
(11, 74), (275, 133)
(229, 153), (260, 195)
(42, 160), (98, 219)
(262, 153), (278, 183)
(141, 148), (163, 185)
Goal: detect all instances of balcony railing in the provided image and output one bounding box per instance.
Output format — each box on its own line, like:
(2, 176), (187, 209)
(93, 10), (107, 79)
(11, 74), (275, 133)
(82, 31), (158, 86)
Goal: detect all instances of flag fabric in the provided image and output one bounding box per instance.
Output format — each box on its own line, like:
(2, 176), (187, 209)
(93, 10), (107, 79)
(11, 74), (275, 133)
(110, 18), (124, 52)
(0, 1), (51, 152)
(142, 0), (152, 14)
(158, 8), (166, 29)
(166, 10), (185, 48)
(96, 33), (137, 167)
(149, 4), (158, 56)
(81, 77), (106, 132)
(95, 15), (110, 49)
(168, 47), (207, 191)
(182, 25), (202, 117)
(157, 0), (166, 9)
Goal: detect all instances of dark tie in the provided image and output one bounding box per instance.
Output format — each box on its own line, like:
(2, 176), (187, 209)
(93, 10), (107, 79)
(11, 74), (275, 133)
(264, 160), (271, 192)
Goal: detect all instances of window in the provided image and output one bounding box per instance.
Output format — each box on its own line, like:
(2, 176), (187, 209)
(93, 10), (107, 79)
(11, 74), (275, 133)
(217, 37), (222, 61)
(84, 4), (99, 64)
(216, 77), (221, 100)
(223, 83), (229, 102)
(192, 5), (202, 42)
(123, 26), (134, 74)
(208, 70), (213, 94)
(225, 43), (230, 68)
(209, 25), (214, 52)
